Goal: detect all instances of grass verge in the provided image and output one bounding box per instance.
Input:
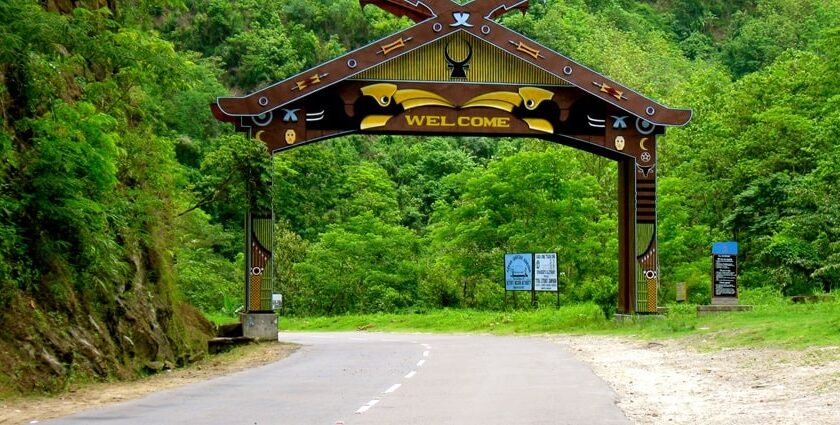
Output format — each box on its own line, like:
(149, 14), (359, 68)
(283, 303), (609, 334)
(279, 290), (840, 350)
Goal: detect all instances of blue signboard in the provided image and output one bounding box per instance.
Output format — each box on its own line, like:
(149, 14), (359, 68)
(505, 253), (533, 291)
(712, 242), (739, 255)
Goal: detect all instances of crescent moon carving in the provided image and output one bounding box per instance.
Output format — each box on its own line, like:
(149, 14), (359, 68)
(255, 130), (265, 142)
(640, 137), (649, 151)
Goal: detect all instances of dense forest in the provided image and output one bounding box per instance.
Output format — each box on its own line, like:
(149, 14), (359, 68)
(1, 0), (839, 392)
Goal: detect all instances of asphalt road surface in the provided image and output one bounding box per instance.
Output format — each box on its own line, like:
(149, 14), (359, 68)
(47, 332), (630, 425)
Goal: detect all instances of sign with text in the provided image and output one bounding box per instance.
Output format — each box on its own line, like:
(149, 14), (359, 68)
(505, 253), (533, 291)
(534, 253), (559, 292)
(712, 242), (738, 298)
(712, 242), (739, 256)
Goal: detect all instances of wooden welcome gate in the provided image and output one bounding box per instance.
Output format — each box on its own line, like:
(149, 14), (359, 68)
(211, 0), (692, 315)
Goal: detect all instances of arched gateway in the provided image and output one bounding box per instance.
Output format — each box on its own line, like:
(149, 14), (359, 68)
(211, 0), (692, 322)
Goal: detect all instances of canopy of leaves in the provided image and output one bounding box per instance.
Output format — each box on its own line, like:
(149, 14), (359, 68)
(2, 0), (839, 351)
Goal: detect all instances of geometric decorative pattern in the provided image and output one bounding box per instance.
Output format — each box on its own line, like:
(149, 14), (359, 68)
(352, 31), (571, 86)
(647, 278), (657, 313)
(249, 274), (263, 312)
(247, 216), (274, 312)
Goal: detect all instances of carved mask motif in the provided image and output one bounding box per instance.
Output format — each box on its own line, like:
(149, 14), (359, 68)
(615, 136), (626, 151)
(285, 129), (297, 144)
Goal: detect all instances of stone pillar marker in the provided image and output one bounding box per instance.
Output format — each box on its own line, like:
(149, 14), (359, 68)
(676, 282), (687, 303)
(698, 242), (753, 314)
(711, 242), (739, 305)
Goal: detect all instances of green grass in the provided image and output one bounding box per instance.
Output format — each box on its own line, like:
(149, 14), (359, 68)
(280, 292), (840, 351)
(614, 301), (840, 350)
(203, 311), (239, 326)
(282, 303), (609, 334)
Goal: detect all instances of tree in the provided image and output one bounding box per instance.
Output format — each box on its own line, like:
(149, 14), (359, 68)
(427, 144), (617, 310)
(292, 214), (420, 315)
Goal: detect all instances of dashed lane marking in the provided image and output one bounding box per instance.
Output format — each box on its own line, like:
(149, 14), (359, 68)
(384, 384), (402, 393)
(355, 399), (379, 414)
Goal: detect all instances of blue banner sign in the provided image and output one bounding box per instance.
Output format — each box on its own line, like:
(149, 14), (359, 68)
(505, 253), (533, 291)
(712, 242), (739, 255)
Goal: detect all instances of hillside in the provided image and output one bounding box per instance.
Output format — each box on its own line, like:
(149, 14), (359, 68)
(2, 0), (839, 394)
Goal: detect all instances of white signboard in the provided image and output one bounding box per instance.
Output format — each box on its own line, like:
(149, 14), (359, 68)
(534, 253), (558, 292)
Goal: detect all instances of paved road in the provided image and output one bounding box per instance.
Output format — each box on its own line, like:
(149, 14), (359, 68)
(47, 332), (630, 425)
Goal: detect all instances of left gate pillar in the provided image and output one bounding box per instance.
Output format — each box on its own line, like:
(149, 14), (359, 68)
(241, 210), (278, 340)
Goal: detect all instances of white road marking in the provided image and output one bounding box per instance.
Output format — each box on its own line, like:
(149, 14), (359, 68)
(355, 399), (379, 414)
(352, 340), (428, 417)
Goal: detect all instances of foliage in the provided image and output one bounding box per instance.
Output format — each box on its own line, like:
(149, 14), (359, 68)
(292, 213), (421, 315)
(3, 0), (840, 377)
(426, 145), (616, 310)
(0, 0), (222, 393)
(166, 0), (840, 316)
(174, 210), (241, 313)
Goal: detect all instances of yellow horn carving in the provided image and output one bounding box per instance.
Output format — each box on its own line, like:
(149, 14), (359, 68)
(361, 83), (399, 107)
(463, 92), (522, 112)
(519, 87), (554, 110)
(361, 115), (394, 130)
(401, 98), (456, 110)
(524, 118), (554, 134)
(393, 89), (454, 108)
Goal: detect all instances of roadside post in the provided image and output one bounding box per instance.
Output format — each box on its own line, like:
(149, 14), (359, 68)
(698, 242), (753, 315)
(676, 282), (687, 303)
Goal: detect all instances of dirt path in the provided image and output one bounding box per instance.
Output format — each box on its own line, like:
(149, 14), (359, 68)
(0, 342), (298, 425)
(548, 335), (840, 425)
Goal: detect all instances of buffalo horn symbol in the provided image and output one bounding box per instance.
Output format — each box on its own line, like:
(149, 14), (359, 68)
(445, 42), (473, 79)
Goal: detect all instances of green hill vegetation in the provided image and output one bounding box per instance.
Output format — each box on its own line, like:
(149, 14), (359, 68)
(1, 0), (839, 394)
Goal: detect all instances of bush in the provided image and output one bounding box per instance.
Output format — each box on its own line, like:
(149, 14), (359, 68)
(418, 264), (463, 309)
(473, 278), (505, 310)
(571, 276), (617, 318)
(739, 286), (789, 306)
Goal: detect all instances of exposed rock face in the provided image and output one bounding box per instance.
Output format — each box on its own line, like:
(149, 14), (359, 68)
(0, 249), (214, 394)
(43, 0), (111, 15)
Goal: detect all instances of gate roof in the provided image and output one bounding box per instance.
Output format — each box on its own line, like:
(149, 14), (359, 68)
(212, 0), (691, 128)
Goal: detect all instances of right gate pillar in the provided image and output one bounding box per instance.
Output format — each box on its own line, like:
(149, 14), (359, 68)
(614, 120), (659, 315)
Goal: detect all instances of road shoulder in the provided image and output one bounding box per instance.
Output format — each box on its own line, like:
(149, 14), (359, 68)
(0, 342), (298, 425)
(547, 335), (840, 425)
